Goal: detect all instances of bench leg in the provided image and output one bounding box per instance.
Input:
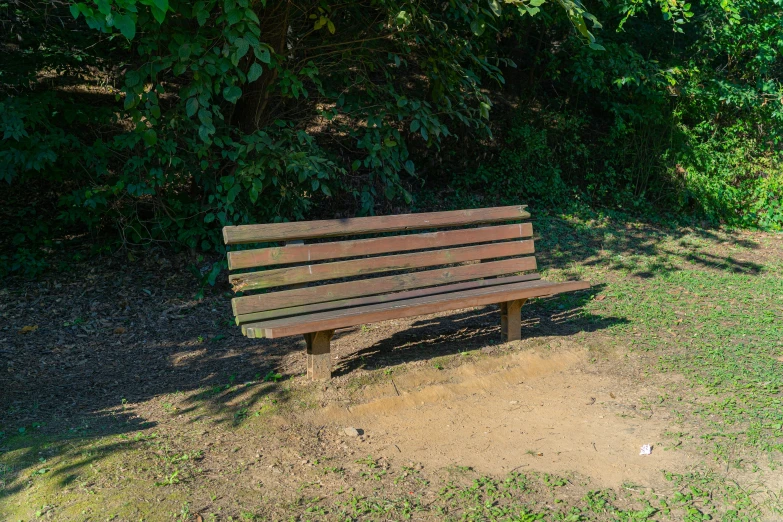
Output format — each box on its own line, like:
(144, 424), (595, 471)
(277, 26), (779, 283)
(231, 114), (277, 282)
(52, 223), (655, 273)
(500, 299), (527, 342)
(304, 330), (334, 380)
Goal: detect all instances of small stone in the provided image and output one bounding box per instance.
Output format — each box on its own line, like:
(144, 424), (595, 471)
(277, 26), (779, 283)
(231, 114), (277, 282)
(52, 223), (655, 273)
(509, 400), (519, 405)
(480, 346), (495, 354)
(344, 427), (361, 437)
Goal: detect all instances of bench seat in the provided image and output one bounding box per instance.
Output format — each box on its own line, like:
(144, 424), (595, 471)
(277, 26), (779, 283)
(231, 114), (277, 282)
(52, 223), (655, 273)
(243, 277), (588, 339)
(222, 205), (589, 380)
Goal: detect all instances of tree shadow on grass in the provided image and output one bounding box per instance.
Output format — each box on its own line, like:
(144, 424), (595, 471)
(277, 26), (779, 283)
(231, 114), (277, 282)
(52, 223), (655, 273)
(0, 374), (289, 502)
(0, 300), (297, 502)
(533, 214), (765, 278)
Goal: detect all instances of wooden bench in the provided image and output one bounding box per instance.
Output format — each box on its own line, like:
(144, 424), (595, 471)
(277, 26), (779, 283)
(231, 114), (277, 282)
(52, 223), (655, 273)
(223, 205), (589, 380)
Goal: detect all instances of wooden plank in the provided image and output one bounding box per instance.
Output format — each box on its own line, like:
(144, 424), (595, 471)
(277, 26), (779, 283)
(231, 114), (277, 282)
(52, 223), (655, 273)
(236, 273), (542, 327)
(500, 299), (526, 342)
(304, 330), (334, 380)
(245, 279), (591, 338)
(229, 240), (535, 291)
(232, 256), (537, 316)
(223, 205), (530, 245)
(227, 223), (534, 270)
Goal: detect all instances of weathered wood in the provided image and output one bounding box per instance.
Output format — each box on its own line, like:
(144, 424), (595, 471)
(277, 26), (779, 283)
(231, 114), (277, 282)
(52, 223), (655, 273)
(304, 330), (334, 380)
(232, 256), (538, 316)
(500, 299), (527, 342)
(227, 223), (534, 270)
(223, 205), (530, 245)
(244, 279), (590, 339)
(284, 240), (307, 291)
(237, 273), (542, 328)
(229, 240), (535, 291)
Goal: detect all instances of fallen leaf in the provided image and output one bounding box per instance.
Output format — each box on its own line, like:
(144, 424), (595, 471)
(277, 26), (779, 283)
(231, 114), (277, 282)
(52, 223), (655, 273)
(19, 325), (38, 334)
(595, 295), (606, 301)
(194, 515), (203, 522)
(114, 327), (127, 334)
(609, 392), (616, 399)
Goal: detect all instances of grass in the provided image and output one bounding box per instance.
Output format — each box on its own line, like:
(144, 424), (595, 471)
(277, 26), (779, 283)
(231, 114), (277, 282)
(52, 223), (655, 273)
(1, 209), (782, 520)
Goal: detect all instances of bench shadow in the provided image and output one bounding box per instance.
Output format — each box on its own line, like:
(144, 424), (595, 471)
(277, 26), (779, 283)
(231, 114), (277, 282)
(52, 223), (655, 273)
(332, 285), (624, 376)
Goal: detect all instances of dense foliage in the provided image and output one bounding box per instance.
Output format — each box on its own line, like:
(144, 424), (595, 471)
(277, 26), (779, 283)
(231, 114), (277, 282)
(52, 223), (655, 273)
(1, 0), (781, 275)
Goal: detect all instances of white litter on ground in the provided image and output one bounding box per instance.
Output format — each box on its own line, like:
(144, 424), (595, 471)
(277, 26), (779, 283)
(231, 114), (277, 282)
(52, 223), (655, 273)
(639, 444), (652, 456)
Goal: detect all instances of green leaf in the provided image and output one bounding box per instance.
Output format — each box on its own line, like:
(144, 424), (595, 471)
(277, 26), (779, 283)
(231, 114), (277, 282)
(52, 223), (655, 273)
(153, 0), (168, 12)
(327, 20), (335, 34)
(254, 46), (271, 64)
(226, 184), (241, 204)
(124, 92), (137, 110)
(69, 3), (81, 19)
(223, 85), (242, 103)
(186, 98), (199, 117)
(113, 13), (136, 40)
(395, 10), (411, 27)
(198, 124), (213, 143)
(321, 184), (332, 197)
(410, 120), (420, 132)
(488, 0), (501, 17)
(235, 38), (249, 59)
(470, 19), (486, 36)
(589, 42), (606, 51)
(151, 5), (166, 24)
(142, 129), (157, 146)
(178, 44), (191, 60)
(125, 70), (141, 87)
(198, 108), (212, 124)
(245, 9), (260, 23)
(479, 102), (490, 119)
(226, 9), (242, 25)
(247, 63), (263, 82)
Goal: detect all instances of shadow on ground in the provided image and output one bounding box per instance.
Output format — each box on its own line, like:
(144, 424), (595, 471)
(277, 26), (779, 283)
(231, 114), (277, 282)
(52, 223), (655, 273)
(0, 211), (770, 494)
(333, 284), (620, 376)
(532, 214), (764, 279)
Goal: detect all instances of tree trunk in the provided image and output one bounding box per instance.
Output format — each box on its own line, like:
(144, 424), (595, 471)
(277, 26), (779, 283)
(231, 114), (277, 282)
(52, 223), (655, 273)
(235, 0), (290, 133)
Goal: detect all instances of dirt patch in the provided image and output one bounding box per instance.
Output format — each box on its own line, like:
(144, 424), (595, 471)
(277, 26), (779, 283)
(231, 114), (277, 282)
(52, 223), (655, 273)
(312, 342), (699, 489)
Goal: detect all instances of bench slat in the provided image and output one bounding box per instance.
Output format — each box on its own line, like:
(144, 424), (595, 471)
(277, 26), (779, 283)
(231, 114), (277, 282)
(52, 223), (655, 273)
(236, 273), (542, 328)
(227, 223), (533, 270)
(223, 205), (529, 245)
(231, 256), (537, 315)
(229, 240), (535, 291)
(245, 279), (590, 338)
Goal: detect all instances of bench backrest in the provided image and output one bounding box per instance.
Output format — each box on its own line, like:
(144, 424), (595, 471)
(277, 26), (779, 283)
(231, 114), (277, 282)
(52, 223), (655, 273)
(223, 205), (539, 328)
